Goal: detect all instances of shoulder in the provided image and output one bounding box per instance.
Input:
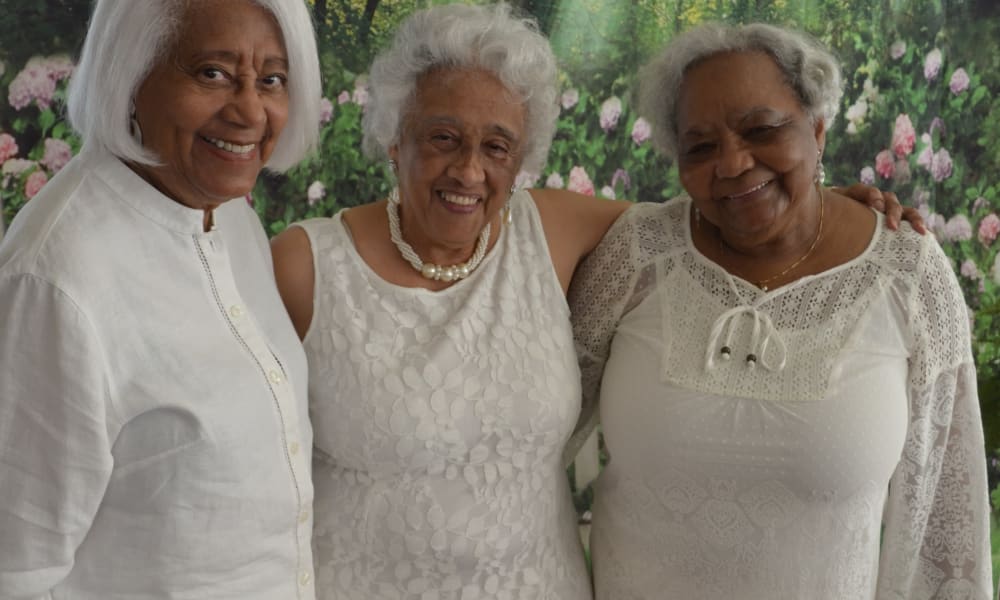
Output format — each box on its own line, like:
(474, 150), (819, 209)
(529, 188), (630, 255)
(270, 223), (321, 340)
(598, 196), (689, 258)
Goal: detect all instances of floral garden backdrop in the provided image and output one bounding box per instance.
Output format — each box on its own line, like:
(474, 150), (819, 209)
(2, 0), (998, 580)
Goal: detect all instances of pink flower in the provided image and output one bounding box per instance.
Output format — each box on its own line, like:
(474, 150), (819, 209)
(319, 97), (333, 124)
(351, 86), (369, 107)
(337, 90), (351, 104)
(891, 114), (915, 158)
(978, 213), (1000, 246)
(890, 40), (907, 60)
(631, 117), (651, 145)
(943, 214), (972, 242)
(929, 117), (946, 137)
(875, 150), (895, 179)
(561, 89), (579, 110)
(949, 68), (970, 95)
(306, 180), (325, 206)
(0, 133), (18, 164)
(8, 62), (56, 110)
(24, 169), (48, 198)
(923, 48), (942, 81)
(930, 148), (953, 182)
(600, 185), (615, 199)
(599, 97), (622, 132)
(40, 138), (71, 173)
(611, 168), (631, 191)
(1, 158), (35, 176)
(973, 196), (988, 213)
(567, 166), (595, 196)
(960, 259), (981, 280)
(860, 166), (875, 185)
(545, 172), (564, 189)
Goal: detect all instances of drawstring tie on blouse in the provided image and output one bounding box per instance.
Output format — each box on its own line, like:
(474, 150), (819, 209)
(704, 305), (788, 372)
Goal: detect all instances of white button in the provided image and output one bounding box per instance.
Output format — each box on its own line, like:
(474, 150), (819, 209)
(229, 305), (243, 318)
(299, 509), (310, 524)
(268, 370), (283, 384)
(288, 441), (300, 455)
(299, 570), (311, 586)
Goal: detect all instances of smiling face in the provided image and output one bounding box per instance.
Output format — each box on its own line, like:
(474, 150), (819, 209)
(131, 0), (289, 211)
(389, 67), (526, 259)
(676, 51), (825, 246)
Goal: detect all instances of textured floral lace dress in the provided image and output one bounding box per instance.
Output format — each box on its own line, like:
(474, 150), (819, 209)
(568, 197), (992, 600)
(296, 191), (590, 600)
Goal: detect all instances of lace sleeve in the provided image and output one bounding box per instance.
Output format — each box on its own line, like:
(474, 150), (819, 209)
(876, 239), (993, 599)
(563, 205), (657, 467)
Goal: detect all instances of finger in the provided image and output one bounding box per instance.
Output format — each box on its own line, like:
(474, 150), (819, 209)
(901, 206), (928, 235)
(885, 191), (902, 230)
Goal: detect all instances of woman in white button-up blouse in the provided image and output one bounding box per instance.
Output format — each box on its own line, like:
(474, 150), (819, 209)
(0, 1), (323, 598)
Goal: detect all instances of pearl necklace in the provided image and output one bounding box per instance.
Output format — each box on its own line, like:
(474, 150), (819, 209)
(386, 187), (491, 282)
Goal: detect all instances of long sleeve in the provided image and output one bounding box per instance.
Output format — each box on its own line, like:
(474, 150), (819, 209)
(0, 273), (114, 599)
(876, 240), (993, 599)
(564, 205), (653, 467)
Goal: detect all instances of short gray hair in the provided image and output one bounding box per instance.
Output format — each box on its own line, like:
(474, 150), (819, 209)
(67, 0), (321, 172)
(638, 22), (842, 160)
(362, 2), (559, 174)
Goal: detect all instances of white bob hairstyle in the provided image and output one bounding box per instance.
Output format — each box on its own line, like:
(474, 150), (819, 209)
(67, 0), (321, 172)
(362, 2), (560, 175)
(638, 22), (843, 160)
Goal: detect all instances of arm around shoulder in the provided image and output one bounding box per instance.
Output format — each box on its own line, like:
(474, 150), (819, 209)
(270, 226), (316, 340)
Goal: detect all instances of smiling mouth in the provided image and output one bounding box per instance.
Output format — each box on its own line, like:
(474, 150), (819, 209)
(439, 191), (481, 206)
(202, 136), (256, 155)
(724, 179), (773, 201)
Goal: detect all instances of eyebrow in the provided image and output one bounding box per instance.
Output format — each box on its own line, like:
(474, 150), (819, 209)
(189, 50), (289, 70)
(423, 116), (521, 143)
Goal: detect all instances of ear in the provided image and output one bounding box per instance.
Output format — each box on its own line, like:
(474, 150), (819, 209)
(813, 117), (827, 156)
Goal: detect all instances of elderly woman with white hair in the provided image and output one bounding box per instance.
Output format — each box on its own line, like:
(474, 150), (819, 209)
(569, 22), (992, 599)
(0, 1), (321, 598)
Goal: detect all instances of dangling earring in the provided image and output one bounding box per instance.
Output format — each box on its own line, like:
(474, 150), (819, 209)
(815, 149), (826, 185)
(129, 100), (143, 145)
(388, 159), (397, 172)
(502, 185), (517, 225)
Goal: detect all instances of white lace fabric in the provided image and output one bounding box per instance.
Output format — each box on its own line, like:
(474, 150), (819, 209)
(568, 197), (992, 599)
(297, 191), (590, 600)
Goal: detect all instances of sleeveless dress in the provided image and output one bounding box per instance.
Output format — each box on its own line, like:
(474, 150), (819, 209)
(297, 191), (591, 600)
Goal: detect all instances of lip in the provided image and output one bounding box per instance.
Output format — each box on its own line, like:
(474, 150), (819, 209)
(436, 190), (483, 214)
(200, 135), (259, 157)
(721, 179), (773, 201)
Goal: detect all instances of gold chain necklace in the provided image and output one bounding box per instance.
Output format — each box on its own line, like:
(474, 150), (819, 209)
(707, 184), (825, 292)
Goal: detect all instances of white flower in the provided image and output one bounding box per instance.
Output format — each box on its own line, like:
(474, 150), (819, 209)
(307, 180), (326, 206)
(600, 186), (615, 199)
(545, 172), (564, 188)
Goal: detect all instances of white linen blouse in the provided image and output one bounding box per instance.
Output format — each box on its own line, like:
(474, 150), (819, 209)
(0, 149), (315, 600)
(568, 197), (992, 599)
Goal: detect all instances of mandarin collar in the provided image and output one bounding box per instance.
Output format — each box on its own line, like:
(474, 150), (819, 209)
(82, 147), (229, 236)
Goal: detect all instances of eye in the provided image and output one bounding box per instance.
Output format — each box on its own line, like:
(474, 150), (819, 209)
(261, 73), (288, 90)
(200, 66), (227, 81)
(485, 141), (511, 158)
(683, 142), (715, 158)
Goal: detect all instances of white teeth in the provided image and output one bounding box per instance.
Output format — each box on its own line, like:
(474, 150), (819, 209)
(440, 192), (479, 206)
(729, 180), (770, 199)
(205, 136), (256, 155)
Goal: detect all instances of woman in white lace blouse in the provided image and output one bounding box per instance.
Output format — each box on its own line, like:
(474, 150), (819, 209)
(569, 22), (992, 599)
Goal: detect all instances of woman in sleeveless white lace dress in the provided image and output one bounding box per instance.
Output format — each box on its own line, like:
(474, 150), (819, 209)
(569, 23), (993, 599)
(270, 5), (626, 598)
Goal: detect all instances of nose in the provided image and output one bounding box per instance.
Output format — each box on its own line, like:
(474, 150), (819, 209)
(714, 137), (754, 179)
(447, 144), (486, 186)
(224, 79), (268, 129)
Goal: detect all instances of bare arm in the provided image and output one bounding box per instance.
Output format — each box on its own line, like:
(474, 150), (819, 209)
(529, 188), (630, 294)
(270, 226), (315, 340)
